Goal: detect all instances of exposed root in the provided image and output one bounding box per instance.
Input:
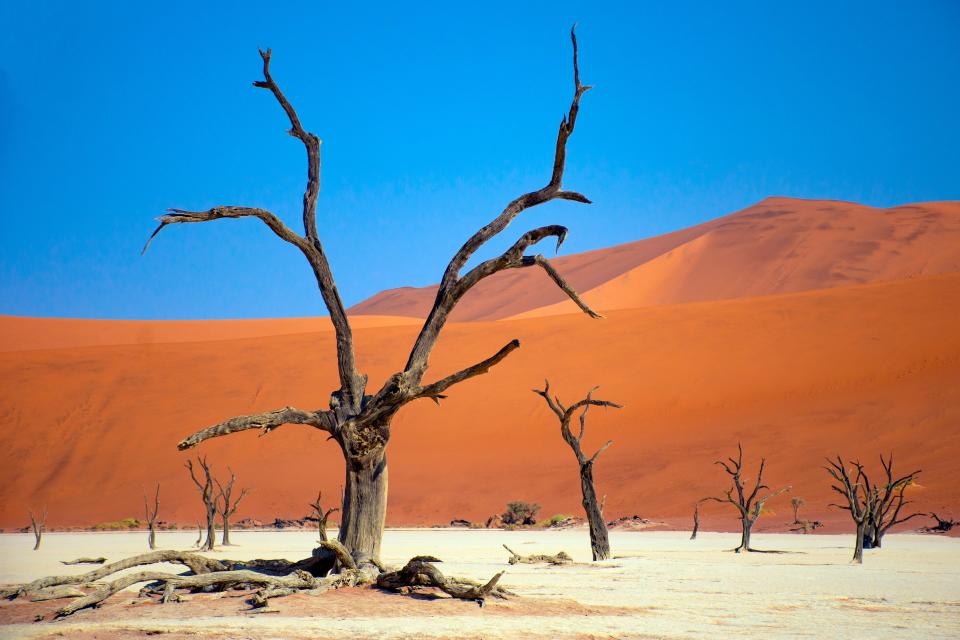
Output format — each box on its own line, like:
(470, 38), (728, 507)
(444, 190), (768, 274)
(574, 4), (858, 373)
(376, 557), (510, 607)
(502, 544), (572, 565)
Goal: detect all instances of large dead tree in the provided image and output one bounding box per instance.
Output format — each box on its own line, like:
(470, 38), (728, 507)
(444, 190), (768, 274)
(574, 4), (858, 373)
(702, 444), (790, 553)
(145, 28), (601, 569)
(185, 457), (218, 551)
(144, 483), (160, 550)
(825, 456), (875, 563)
(28, 507), (47, 551)
(533, 381), (622, 561)
(865, 453), (922, 548)
(215, 467), (250, 546)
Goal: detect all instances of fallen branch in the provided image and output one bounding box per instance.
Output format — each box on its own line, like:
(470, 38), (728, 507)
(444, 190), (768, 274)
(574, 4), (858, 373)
(502, 544), (572, 565)
(377, 557), (509, 606)
(60, 557), (107, 566)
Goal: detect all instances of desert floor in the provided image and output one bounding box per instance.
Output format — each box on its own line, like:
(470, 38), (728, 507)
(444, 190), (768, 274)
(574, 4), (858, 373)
(1, 529), (958, 639)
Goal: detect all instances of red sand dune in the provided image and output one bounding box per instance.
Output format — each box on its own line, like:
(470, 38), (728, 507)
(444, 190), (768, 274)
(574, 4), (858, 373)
(2, 273), (958, 532)
(350, 198), (960, 321)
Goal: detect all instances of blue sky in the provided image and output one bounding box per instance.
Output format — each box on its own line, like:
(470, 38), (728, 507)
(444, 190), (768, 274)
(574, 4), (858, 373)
(1, 1), (958, 319)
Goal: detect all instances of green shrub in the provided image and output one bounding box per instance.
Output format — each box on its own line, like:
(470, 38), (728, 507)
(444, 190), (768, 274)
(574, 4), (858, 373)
(502, 501), (541, 525)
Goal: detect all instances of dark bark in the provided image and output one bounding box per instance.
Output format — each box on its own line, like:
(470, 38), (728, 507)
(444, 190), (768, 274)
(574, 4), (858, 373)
(703, 444), (790, 553)
(216, 467), (250, 546)
(690, 502), (701, 540)
(185, 457), (217, 551)
(376, 557), (508, 606)
(144, 483), (160, 550)
(151, 28), (602, 568)
(825, 456), (876, 564)
(866, 453), (922, 548)
(28, 507), (46, 551)
(533, 381), (621, 561)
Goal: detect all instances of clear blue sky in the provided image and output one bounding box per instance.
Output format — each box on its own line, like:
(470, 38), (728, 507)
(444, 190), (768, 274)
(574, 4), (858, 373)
(1, 1), (958, 319)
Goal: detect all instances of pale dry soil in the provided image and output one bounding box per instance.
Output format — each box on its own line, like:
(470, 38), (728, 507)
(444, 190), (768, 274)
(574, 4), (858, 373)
(0, 529), (958, 639)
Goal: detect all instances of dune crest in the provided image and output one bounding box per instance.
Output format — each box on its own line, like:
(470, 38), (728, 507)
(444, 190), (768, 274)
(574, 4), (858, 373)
(351, 197), (960, 321)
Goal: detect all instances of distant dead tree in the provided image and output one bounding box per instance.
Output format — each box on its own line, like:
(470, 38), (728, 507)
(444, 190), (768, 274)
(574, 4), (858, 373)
(215, 467), (250, 546)
(865, 453), (922, 548)
(701, 444), (790, 553)
(825, 456), (875, 563)
(690, 498), (709, 540)
(790, 497), (805, 524)
(185, 457), (217, 551)
(533, 381), (622, 561)
(308, 491), (340, 542)
(924, 512), (956, 533)
(147, 27), (602, 571)
(144, 483), (160, 550)
(28, 507), (47, 551)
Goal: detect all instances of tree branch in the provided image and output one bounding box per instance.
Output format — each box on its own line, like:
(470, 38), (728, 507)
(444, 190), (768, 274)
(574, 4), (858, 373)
(142, 207), (307, 255)
(177, 406), (334, 451)
(402, 26), (596, 386)
(413, 339), (521, 403)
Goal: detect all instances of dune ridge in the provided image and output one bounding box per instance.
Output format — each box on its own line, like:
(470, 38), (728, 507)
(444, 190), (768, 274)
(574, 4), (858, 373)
(351, 197), (960, 321)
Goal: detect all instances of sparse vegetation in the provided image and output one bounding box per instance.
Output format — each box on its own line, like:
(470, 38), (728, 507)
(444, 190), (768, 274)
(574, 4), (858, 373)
(502, 501), (541, 526)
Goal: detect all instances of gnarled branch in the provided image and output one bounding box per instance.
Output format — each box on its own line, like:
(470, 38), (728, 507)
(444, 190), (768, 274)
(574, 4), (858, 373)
(403, 26), (597, 386)
(178, 406), (334, 451)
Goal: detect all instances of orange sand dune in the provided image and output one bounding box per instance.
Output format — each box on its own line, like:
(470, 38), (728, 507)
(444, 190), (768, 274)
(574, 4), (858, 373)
(352, 198), (960, 321)
(1, 273), (958, 531)
(0, 315), (422, 352)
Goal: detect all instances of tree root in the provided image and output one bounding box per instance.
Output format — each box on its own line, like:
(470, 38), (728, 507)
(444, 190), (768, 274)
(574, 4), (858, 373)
(376, 557), (510, 607)
(502, 544), (572, 565)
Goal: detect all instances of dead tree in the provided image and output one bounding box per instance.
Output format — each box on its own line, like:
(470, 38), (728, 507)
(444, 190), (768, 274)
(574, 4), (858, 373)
(533, 381), (622, 561)
(790, 497), (805, 525)
(702, 444), (790, 553)
(28, 507), (47, 551)
(144, 483), (160, 550)
(865, 453), (922, 548)
(215, 467), (250, 546)
(146, 27), (601, 570)
(185, 457), (218, 551)
(825, 456), (876, 563)
(690, 499), (708, 540)
(924, 512), (956, 533)
(309, 491), (340, 542)
(502, 544), (572, 565)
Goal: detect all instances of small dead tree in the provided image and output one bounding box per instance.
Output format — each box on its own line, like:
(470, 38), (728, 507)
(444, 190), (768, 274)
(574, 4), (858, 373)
(690, 498), (708, 540)
(924, 512), (956, 533)
(533, 381), (622, 561)
(866, 453), (922, 548)
(28, 507), (47, 551)
(151, 27), (602, 570)
(790, 497), (805, 524)
(215, 467), (250, 546)
(185, 457), (218, 551)
(144, 483), (160, 550)
(702, 444), (790, 553)
(825, 456), (876, 563)
(309, 491), (340, 542)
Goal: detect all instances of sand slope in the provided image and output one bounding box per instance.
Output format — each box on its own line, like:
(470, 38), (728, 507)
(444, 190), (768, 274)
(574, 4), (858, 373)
(351, 198), (960, 321)
(1, 273), (958, 530)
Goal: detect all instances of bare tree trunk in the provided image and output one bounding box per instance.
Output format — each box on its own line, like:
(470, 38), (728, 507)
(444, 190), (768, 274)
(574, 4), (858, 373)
(690, 503), (700, 540)
(735, 517), (753, 553)
(579, 463), (610, 561)
(854, 521), (866, 563)
(338, 449), (388, 566)
(29, 508), (47, 551)
(144, 483), (160, 550)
